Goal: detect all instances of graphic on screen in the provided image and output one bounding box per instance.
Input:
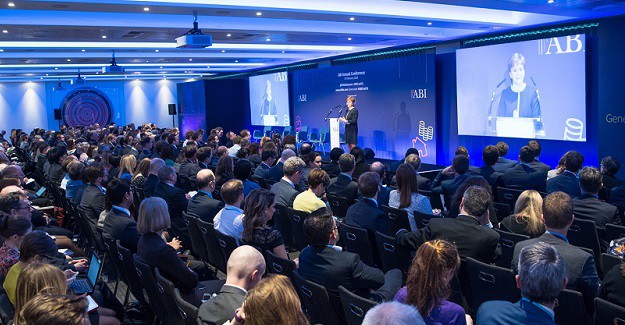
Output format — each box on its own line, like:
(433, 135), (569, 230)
(293, 54), (436, 162)
(249, 72), (290, 126)
(456, 34), (586, 141)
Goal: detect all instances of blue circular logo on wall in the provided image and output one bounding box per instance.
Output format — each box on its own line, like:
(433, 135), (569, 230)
(60, 87), (112, 127)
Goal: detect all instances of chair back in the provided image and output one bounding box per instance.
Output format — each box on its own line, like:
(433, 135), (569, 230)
(606, 224), (625, 244)
(567, 218), (601, 259)
(0, 294), (14, 325)
(467, 257), (520, 311)
(154, 268), (187, 325)
(413, 210), (436, 229)
(381, 205), (411, 234)
(374, 231), (411, 274)
(493, 202), (512, 222)
(273, 204), (294, 249)
(265, 250), (297, 283)
(554, 289), (588, 325)
(115, 241), (149, 309)
(339, 222), (377, 268)
(183, 212), (208, 261)
(327, 194), (353, 219)
(197, 219), (227, 274)
(173, 288), (199, 325)
(287, 208), (310, 251)
(338, 286), (378, 325)
(594, 297), (625, 325)
(293, 271), (343, 325)
(132, 254), (169, 323)
(214, 230), (239, 263)
(497, 187), (524, 210)
(601, 253), (623, 275)
(494, 229), (530, 268)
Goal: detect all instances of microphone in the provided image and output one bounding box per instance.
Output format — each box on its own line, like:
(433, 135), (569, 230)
(496, 78), (506, 88)
(530, 76), (537, 87)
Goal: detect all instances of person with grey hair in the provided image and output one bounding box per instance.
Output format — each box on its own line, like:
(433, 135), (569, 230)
(265, 148), (296, 183)
(270, 156), (305, 208)
(477, 242), (567, 325)
(362, 302), (425, 325)
(143, 157), (165, 197)
(397, 186), (501, 263)
(370, 161), (391, 206)
(152, 165), (191, 249)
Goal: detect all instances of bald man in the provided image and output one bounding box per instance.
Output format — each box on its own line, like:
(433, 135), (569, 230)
(370, 161), (391, 206)
(197, 245), (266, 325)
(143, 158), (164, 198)
(187, 169), (224, 222)
(265, 148), (296, 183)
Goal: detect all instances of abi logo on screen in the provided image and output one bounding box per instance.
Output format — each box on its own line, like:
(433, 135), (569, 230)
(275, 72), (288, 82)
(541, 34), (583, 55)
(298, 94), (307, 102)
(411, 89), (428, 99)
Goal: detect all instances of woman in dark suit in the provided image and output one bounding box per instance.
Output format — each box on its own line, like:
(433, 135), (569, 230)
(340, 96), (358, 150)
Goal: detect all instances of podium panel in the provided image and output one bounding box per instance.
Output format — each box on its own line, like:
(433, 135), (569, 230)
(329, 118), (341, 149)
(495, 117), (537, 138)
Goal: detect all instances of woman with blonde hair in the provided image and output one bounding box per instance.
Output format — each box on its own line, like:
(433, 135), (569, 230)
(118, 154), (137, 180)
(500, 190), (545, 238)
(231, 274), (309, 325)
(394, 239), (470, 325)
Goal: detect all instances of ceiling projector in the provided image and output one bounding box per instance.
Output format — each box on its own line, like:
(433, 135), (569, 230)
(102, 51), (126, 74)
(176, 11), (212, 48)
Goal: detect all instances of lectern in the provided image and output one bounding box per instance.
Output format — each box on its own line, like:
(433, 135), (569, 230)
(328, 118), (341, 149)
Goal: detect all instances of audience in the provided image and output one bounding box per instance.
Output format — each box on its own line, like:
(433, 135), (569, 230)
(187, 169), (225, 222)
(293, 168), (330, 213)
(19, 294), (90, 325)
(270, 156), (305, 208)
(215, 155), (234, 188)
(600, 156), (623, 190)
(78, 165), (107, 224)
(322, 147), (344, 178)
(213, 179), (245, 243)
(234, 159), (260, 196)
(102, 178), (139, 252)
(500, 190), (546, 238)
(143, 157), (164, 197)
(178, 144), (202, 183)
(493, 141), (518, 172)
(527, 140), (551, 174)
(362, 301), (425, 325)
(265, 149), (296, 183)
(326, 153), (359, 203)
(370, 161), (391, 206)
(253, 148), (276, 179)
(345, 172), (389, 240)
(471, 145), (503, 192)
(446, 176), (495, 223)
(0, 213), (32, 276)
(431, 155), (470, 209)
(546, 150), (583, 197)
(350, 146), (370, 180)
(598, 262), (625, 308)
(65, 161), (85, 199)
(389, 163), (434, 230)
(153, 165), (190, 248)
(502, 145), (547, 192)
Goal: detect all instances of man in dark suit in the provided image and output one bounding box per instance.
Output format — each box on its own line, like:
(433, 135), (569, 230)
(298, 208), (402, 321)
(153, 165), (191, 249)
(322, 147), (344, 178)
(78, 165), (107, 225)
(370, 162), (391, 207)
(431, 155), (471, 210)
(137, 136), (153, 160)
(478, 242), (567, 325)
(103, 178), (140, 253)
(178, 145), (203, 184)
(397, 186), (501, 263)
(502, 146), (547, 192)
(143, 158), (165, 198)
(546, 151), (583, 197)
(470, 145), (503, 194)
(512, 191), (599, 313)
(252, 149), (276, 179)
(600, 156), (624, 200)
(390, 154), (432, 191)
(197, 245), (266, 325)
(326, 153), (359, 203)
(527, 140), (551, 175)
(270, 156), (304, 208)
(572, 167), (621, 250)
(197, 146), (212, 170)
(493, 141), (519, 173)
(344, 172), (389, 240)
(264, 149), (296, 183)
(187, 169), (225, 223)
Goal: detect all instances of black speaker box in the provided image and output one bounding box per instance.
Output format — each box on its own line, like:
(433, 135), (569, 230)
(53, 109), (62, 120)
(168, 104), (177, 115)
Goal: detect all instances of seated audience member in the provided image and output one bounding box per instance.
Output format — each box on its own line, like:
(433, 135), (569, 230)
(500, 190), (546, 238)
(234, 159), (260, 196)
(345, 172), (389, 239)
(45, 146), (68, 187)
(293, 169), (330, 213)
(397, 186), (501, 264)
(138, 136), (153, 160)
(247, 142), (261, 166)
(230, 274), (309, 325)
(143, 158), (164, 198)
(215, 155), (234, 188)
(253, 149), (276, 179)
(326, 153), (359, 203)
(131, 157), (150, 195)
(370, 161), (391, 207)
(350, 146), (370, 180)
(103, 179), (140, 253)
(240, 189), (292, 262)
(362, 301), (426, 325)
(478, 242), (566, 325)
(265, 149), (296, 183)
(299, 151), (321, 190)
(211, 146), (228, 167)
(65, 161), (85, 199)
(512, 192), (599, 312)
(390, 148), (420, 173)
(572, 166), (621, 250)
(446, 176), (495, 224)
(79, 165), (107, 224)
(270, 156), (305, 208)
(599, 262), (625, 308)
(502, 146), (547, 192)
(178, 144), (202, 183)
(197, 146), (213, 169)
(546, 150), (583, 197)
(394, 240), (469, 325)
(400, 153), (432, 191)
(600, 156), (624, 190)
(431, 155), (471, 209)
(0, 213), (32, 276)
(547, 151), (569, 180)
(213, 179), (245, 243)
(471, 145), (503, 192)
(117, 154), (136, 180)
(527, 140), (551, 175)
(299, 208), (401, 317)
(137, 197), (210, 299)
(19, 294), (90, 325)
(197, 245), (266, 325)
(153, 165), (190, 248)
(493, 141), (518, 172)
(228, 135), (242, 157)
(389, 164), (433, 231)
(187, 169), (225, 223)
(322, 147), (344, 178)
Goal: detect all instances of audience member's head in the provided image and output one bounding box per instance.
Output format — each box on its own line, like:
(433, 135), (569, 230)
(0, 213), (32, 249)
(307, 169), (330, 195)
(330, 148), (345, 162)
(15, 262), (68, 323)
(137, 197), (170, 234)
(450, 176), (491, 210)
(395, 163), (419, 209)
(370, 161), (386, 181)
(157, 165), (177, 184)
(19, 230), (58, 264)
(451, 155), (469, 175)
(196, 169), (216, 192)
(0, 191), (30, 218)
(460, 186), (492, 219)
(519, 146), (535, 164)
(579, 166), (602, 195)
(358, 172), (380, 199)
(221, 179), (244, 206)
(564, 151), (584, 173)
(404, 148), (419, 158)
(516, 242), (567, 306)
(135, 158), (151, 178)
(482, 145), (499, 167)
(542, 192), (573, 230)
(362, 302), (425, 325)
(234, 159), (253, 181)
(283, 157), (306, 183)
(601, 156), (620, 176)
(261, 149), (277, 165)
(527, 140), (542, 158)
(405, 154), (422, 171)
(243, 274), (309, 325)
(350, 146), (365, 165)
(226, 245), (266, 291)
(299, 143), (312, 156)
(47, 146), (67, 165)
(338, 153), (356, 174)
(280, 149), (296, 162)
(149, 158), (165, 175)
(196, 146), (212, 164)
(303, 207), (337, 247)
(512, 190), (545, 237)
(496, 141), (509, 158)
(242, 189), (275, 243)
(455, 146), (469, 157)
(68, 161), (85, 181)
(20, 294), (88, 325)
(216, 155), (234, 177)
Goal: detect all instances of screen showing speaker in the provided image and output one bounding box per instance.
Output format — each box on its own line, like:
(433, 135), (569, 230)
(293, 53), (436, 162)
(249, 72), (290, 127)
(456, 34), (587, 141)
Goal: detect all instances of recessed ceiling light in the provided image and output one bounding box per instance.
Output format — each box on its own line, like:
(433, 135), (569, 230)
(427, 22), (432, 26)
(101, 35), (107, 39)
(54, 67), (58, 70)
(266, 38), (270, 42)
(0, 49), (3, 52)
(146, 60), (149, 62)
(40, 77), (43, 80)
(235, 60), (238, 63)
(206, 66), (210, 68)
(227, 33), (231, 37)
(281, 50), (285, 53)
(81, 49), (85, 52)
(143, 7), (150, 11)
(8, 2), (15, 7)
(160, 66), (163, 68)
(2, 30), (8, 34)
(189, 58), (192, 61)
(45, 74), (48, 76)
(256, 12), (262, 16)
(349, 17), (355, 21)
(155, 49), (159, 52)
(221, 50), (226, 53)
(67, 59), (71, 62)
(548, 0), (554, 3)
(347, 37), (352, 41)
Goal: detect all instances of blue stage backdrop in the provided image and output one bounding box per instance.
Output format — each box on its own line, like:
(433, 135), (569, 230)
(292, 53), (437, 163)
